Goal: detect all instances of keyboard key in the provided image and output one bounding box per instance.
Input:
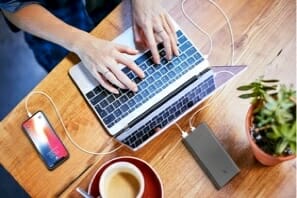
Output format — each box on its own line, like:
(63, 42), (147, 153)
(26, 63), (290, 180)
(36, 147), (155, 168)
(86, 91), (94, 99)
(139, 81), (148, 90)
(176, 30), (183, 37)
(119, 95), (128, 103)
(134, 77), (142, 84)
(161, 58), (168, 65)
(153, 71), (162, 80)
(167, 63), (174, 70)
(174, 66), (182, 74)
(154, 64), (162, 70)
(159, 50), (166, 57)
(113, 100), (121, 108)
(106, 95), (115, 103)
(147, 67), (155, 74)
(180, 41), (192, 51)
(128, 99), (137, 108)
(161, 75), (170, 84)
(179, 54), (187, 61)
(106, 105), (114, 112)
(147, 76), (154, 84)
(127, 72), (135, 80)
(185, 47), (197, 56)
(148, 85), (156, 93)
(90, 92), (107, 105)
(93, 86), (102, 94)
(146, 58), (154, 66)
(168, 71), (176, 78)
(173, 57), (181, 65)
(140, 63), (147, 71)
(141, 90), (150, 98)
(127, 91), (135, 98)
(134, 94), (143, 102)
(122, 67), (130, 74)
(120, 104), (129, 112)
(194, 52), (202, 60)
(160, 67), (168, 74)
(187, 57), (195, 65)
(95, 105), (107, 118)
(178, 35), (187, 44)
(114, 109), (122, 117)
(103, 114), (115, 125)
(135, 51), (151, 65)
(99, 100), (108, 108)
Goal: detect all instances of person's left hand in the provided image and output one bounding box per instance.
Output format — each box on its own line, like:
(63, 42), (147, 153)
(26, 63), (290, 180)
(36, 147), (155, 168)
(131, 0), (179, 64)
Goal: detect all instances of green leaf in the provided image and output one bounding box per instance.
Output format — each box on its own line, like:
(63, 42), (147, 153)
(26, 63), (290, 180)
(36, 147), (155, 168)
(237, 85), (254, 91)
(238, 93), (258, 99)
(275, 139), (288, 154)
(251, 82), (261, 87)
(262, 86), (277, 91)
(261, 79), (279, 83)
(267, 132), (280, 140)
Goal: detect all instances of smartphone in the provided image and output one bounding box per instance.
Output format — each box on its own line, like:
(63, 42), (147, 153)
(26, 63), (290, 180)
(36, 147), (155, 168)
(22, 111), (69, 170)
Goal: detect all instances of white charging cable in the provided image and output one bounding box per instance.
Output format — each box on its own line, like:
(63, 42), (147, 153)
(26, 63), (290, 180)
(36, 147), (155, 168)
(179, 0), (237, 132)
(181, 0), (235, 65)
(25, 91), (123, 155)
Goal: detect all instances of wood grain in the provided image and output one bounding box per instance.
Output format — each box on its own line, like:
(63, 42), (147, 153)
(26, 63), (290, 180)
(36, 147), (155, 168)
(0, 0), (295, 197)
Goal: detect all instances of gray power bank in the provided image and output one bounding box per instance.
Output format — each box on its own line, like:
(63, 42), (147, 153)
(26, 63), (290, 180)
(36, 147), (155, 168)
(182, 123), (240, 189)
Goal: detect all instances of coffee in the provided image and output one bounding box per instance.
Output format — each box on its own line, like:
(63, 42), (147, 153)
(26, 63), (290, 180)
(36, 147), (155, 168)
(105, 172), (140, 198)
(99, 162), (145, 198)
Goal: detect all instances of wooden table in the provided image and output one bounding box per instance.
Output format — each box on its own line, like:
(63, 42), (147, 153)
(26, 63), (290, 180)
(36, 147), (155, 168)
(0, 0), (295, 197)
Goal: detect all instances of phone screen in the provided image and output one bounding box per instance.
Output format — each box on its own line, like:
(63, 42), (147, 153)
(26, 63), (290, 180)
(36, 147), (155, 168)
(22, 111), (69, 170)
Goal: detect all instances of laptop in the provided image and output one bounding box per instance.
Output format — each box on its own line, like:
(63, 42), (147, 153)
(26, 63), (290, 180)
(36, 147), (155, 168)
(69, 19), (246, 151)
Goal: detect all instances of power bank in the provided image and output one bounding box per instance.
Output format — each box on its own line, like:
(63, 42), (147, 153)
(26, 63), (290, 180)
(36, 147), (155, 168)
(182, 123), (240, 189)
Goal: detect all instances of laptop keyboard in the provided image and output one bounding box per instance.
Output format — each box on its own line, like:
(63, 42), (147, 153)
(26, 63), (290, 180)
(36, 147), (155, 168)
(119, 75), (215, 149)
(85, 30), (204, 128)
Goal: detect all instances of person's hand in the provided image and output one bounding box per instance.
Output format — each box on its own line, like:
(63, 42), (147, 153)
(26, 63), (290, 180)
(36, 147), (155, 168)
(74, 34), (145, 94)
(131, 0), (179, 64)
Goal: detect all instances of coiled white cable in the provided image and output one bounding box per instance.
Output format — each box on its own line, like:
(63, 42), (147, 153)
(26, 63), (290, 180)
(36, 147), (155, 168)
(25, 91), (123, 155)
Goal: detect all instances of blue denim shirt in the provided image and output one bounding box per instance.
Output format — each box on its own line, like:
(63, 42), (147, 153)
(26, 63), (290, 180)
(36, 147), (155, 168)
(0, 0), (95, 71)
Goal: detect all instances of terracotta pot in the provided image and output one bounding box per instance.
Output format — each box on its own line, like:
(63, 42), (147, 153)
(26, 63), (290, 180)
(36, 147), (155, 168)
(245, 104), (296, 166)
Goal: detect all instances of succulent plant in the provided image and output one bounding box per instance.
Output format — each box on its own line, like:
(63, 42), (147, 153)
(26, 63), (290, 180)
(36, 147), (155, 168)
(238, 77), (296, 156)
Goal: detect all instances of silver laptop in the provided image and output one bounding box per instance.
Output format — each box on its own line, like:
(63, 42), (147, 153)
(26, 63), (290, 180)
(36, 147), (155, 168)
(69, 19), (245, 150)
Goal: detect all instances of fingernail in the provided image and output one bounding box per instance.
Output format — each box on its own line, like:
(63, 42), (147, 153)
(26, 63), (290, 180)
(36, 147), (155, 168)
(132, 84), (138, 92)
(141, 71), (145, 78)
(113, 89), (119, 94)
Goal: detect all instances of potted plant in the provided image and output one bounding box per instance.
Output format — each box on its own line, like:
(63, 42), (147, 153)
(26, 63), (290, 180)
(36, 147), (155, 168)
(237, 77), (296, 166)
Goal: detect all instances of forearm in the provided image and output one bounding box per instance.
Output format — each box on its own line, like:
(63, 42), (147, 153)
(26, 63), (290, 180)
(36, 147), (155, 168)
(2, 4), (88, 53)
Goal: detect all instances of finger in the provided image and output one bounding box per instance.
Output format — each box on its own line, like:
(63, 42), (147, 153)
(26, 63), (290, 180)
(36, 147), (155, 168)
(158, 30), (172, 60)
(116, 53), (145, 78)
(103, 62), (127, 90)
(91, 68), (119, 94)
(116, 44), (139, 55)
(108, 63), (138, 92)
(142, 23), (160, 64)
(161, 14), (178, 58)
(133, 23), (147, 50)
(154, 33), (163, 44)
(154, 18), (172, 60)
(164, 14), (179, 56)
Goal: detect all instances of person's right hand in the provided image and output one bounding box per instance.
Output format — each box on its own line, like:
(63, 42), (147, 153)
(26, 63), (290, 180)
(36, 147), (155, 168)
(73, 34), (145, 94)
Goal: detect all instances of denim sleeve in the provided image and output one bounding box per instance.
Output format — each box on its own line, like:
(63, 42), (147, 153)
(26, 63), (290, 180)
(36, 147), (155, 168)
(0, 0), (42, 13)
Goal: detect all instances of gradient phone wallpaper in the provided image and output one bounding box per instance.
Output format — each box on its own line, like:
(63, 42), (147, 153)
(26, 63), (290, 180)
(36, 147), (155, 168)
(22, 112), (68, 168)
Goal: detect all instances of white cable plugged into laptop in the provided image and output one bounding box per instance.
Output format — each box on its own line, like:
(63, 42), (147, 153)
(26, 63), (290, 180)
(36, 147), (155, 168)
(173, 0), (237, 137)
(25, 91), (123, 155)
